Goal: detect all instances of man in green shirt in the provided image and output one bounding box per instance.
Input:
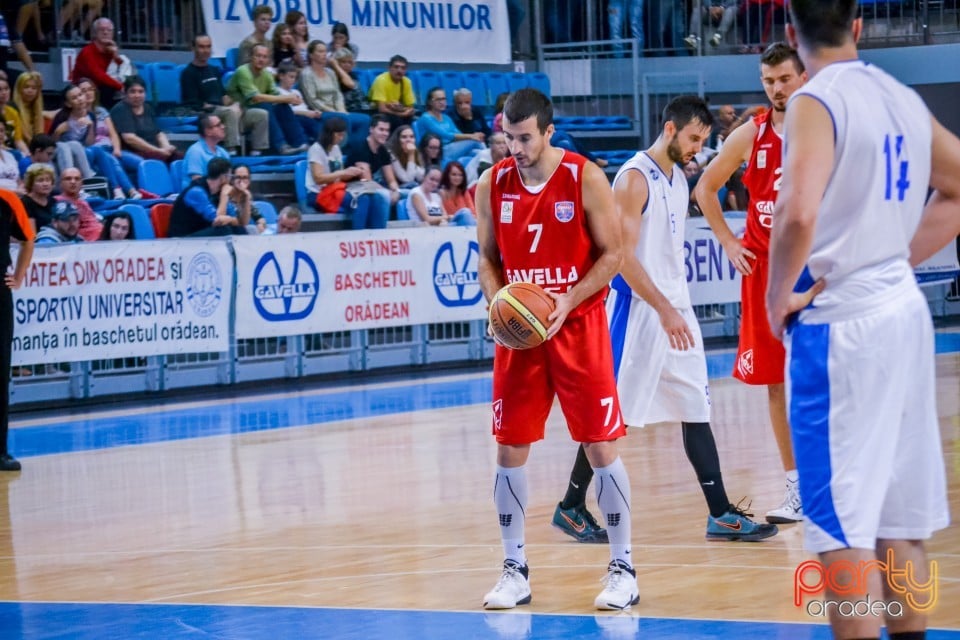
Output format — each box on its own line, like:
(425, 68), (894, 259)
(227, 44), (307, 154)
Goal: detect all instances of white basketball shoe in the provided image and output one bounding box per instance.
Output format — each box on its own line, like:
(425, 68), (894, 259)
(594, 560), (640, 610)
(766, 478), (803, 524)
(483, 560), (532, 609)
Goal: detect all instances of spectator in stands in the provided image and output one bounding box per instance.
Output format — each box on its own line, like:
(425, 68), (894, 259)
(465, 131), (508, 185)
(70, 18), (124, 108)
(368, 55), (415, 130)
(307, 116), (387, 230)
(35, 200), (83, 244)
(300, 41), (345, 114)
(440, 161), (475, 220)
(388, 124), (424, 189)
(491, 92), (509, 132)
(18, 133), (55, 178)
(228, 163), (266, 233)
(169, 157), (249, 237)
(330, 48), (370, 113)
(420, 88), (486, 163)
(740, 0), (786, 51)
(19, 163), (55, 230)
(608, 0), (645, 56)
(647, 0), (687, 53)
(55, 167), (102, 240)
(0, 11), (36, 82)
(0, 76), (28, 155)
(419, 133), (443, 168)
(57, 0), (103, 42)
(98, 210), (135, 240)
(409, 165), (474, 227)
(14, 0), (46, 49)
(227, 44), (308, 155)
(451, 88), (491, 140)
(111, 75), (179, 173)
(0, 122), (21, 191)
(75, 77), (142, 199)
(183, 113), (231, 188)
(13, 72), (49, 147)
(285, 10), (310, 66)
(181, 35), (269, 157)
(684, 0), (738, 49)
(346, 113), (401, 209)
(239, 5), (274, 66)
(277, 204), (302, 233)
(272, 23), (301, 69)
(275, 61), (322, 142)
(328, 22), (359, 59)
(50, 83), (117, 190)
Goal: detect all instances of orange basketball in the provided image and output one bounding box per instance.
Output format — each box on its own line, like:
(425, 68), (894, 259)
(488, 282), (556, 350)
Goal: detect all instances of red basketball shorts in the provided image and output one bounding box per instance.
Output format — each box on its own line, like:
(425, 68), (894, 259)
(734, 253), (786, 385)
(491, 302), (626, 445)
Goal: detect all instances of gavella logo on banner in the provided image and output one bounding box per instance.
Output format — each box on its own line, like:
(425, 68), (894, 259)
(433, 240), (482, 307)
(253, 251), (320, 321)
(186, 252), (223, 317)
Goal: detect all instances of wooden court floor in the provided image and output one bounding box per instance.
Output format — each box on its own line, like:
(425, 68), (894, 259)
(0, 351), (957, 638)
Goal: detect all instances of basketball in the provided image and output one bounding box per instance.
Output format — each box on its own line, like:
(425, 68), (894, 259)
(488, 282), (556, 350)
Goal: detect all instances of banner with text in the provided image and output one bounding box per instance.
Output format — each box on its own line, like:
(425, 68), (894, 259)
(201, 0), (511, 63)
(233, 228), (486, 338)
(13, 241), (233, 365)
(686, 218), (746, 306)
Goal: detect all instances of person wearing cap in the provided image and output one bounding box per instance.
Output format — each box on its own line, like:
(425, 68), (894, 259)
(35, 200), (84, 244)
(55, 167), (103, 242)
(0, 189), (35, 471)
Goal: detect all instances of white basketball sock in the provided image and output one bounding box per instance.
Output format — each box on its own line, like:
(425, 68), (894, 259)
(594, 457), (633, 568)
(494, 464), (528, 566)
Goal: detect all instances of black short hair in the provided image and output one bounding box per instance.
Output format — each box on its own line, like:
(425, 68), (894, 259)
(321, 116), (348, 149)
(29, 133), (56, 152)
(123, 75), (147, 92)
(198, 112), (218, 135)
(369, 114), (390, 130)
(389, 54), (408, 67)
(661, 95), (715, 131)
(502, 88), (553, 134)
(192, 33), (211, 47)
(760, 42), (805, 75)
(789, 0), (858, 48)
(207, 157), (233, 180)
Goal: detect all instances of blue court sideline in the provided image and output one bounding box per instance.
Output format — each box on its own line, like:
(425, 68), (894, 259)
(1, 602), (958, 639)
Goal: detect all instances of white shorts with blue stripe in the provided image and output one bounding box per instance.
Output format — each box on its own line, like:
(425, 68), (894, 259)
(606, 288), (711, 427)
(786, 279), (949, 553)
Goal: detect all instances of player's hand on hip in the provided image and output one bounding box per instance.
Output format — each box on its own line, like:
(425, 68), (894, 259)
(660, 307), (695, 351)
(724, 239), (756, 276)
(545, 291), (574, 340)
(767, 278), (826, 340)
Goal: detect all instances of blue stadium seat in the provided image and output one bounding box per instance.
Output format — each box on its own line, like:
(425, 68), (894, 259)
(439, 71), (464, 104)
(169, 159), (185, 190)
(150, 62), (183, 107)
(505, 72), (529, 95)
(119, 203), (156, 240)
(484, 72), (511, 105)
(396, 196), (411, 221)
(356, 68), (376, 96)
(413, 70), (440, 106)
(225, 47), (240, 71)
(526, 72), (551, 98)
(223, 70), (235, 89)
(137, 159), (175, 197)
(253, 200), (278, 224)
(294, 160), (310, 211)
(461, 72), (490, 108)
(134, 62), (152, 98)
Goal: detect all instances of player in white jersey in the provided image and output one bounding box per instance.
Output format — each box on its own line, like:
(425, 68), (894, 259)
(768, 0), (960, 637)
(556, 96), (778, 544)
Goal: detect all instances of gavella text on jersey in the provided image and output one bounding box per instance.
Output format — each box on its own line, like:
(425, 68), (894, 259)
(505, 266), (580, 293)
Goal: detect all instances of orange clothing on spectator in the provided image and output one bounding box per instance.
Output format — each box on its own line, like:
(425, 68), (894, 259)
(442, 189), (475, 216)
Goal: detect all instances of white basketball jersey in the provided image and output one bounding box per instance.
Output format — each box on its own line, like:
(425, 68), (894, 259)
(789, 60), (932, 314)
(613, 152), (691, 308)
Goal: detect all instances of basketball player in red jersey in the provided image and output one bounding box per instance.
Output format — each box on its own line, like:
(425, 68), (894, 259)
(694, 43), (808, 524)
(476, 88), (639, 611)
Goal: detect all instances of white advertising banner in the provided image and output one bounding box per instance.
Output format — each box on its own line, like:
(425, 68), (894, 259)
(233, 228), (485, 338)
(685, 217), (745, 307)
(12, 241), (234, 366)
(200, 0), (511, 64)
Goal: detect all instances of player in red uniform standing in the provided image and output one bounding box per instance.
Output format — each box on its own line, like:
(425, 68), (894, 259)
(476, 88), (639, 611)
(694, 43), (808, 523)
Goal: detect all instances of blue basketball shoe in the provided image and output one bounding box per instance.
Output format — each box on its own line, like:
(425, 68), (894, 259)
(706, 500), (779, 541)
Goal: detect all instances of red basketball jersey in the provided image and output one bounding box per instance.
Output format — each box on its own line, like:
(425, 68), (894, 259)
(489, 151), (603, 317)
(741, 109), (783, 256)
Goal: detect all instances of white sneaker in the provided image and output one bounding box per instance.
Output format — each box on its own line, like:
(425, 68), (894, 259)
(766, 479), (802, 523)
(483, 560), (531, 610)
(683, 34), (699, 50)
(594, 560), (639, 610)
(710, 32), (723, 46)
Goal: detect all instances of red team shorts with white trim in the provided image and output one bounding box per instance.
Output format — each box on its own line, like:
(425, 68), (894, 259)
(491, 302), (626, 445)
(734, 253), (786, 385)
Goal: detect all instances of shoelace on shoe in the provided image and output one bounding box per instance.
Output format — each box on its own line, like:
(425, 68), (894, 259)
(727, 497), (756, 519)
(491, 563), (525, 593)
(599, 561), (632, 588)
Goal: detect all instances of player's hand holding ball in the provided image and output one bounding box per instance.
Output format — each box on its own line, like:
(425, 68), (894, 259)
(488, 282), (557, 350)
